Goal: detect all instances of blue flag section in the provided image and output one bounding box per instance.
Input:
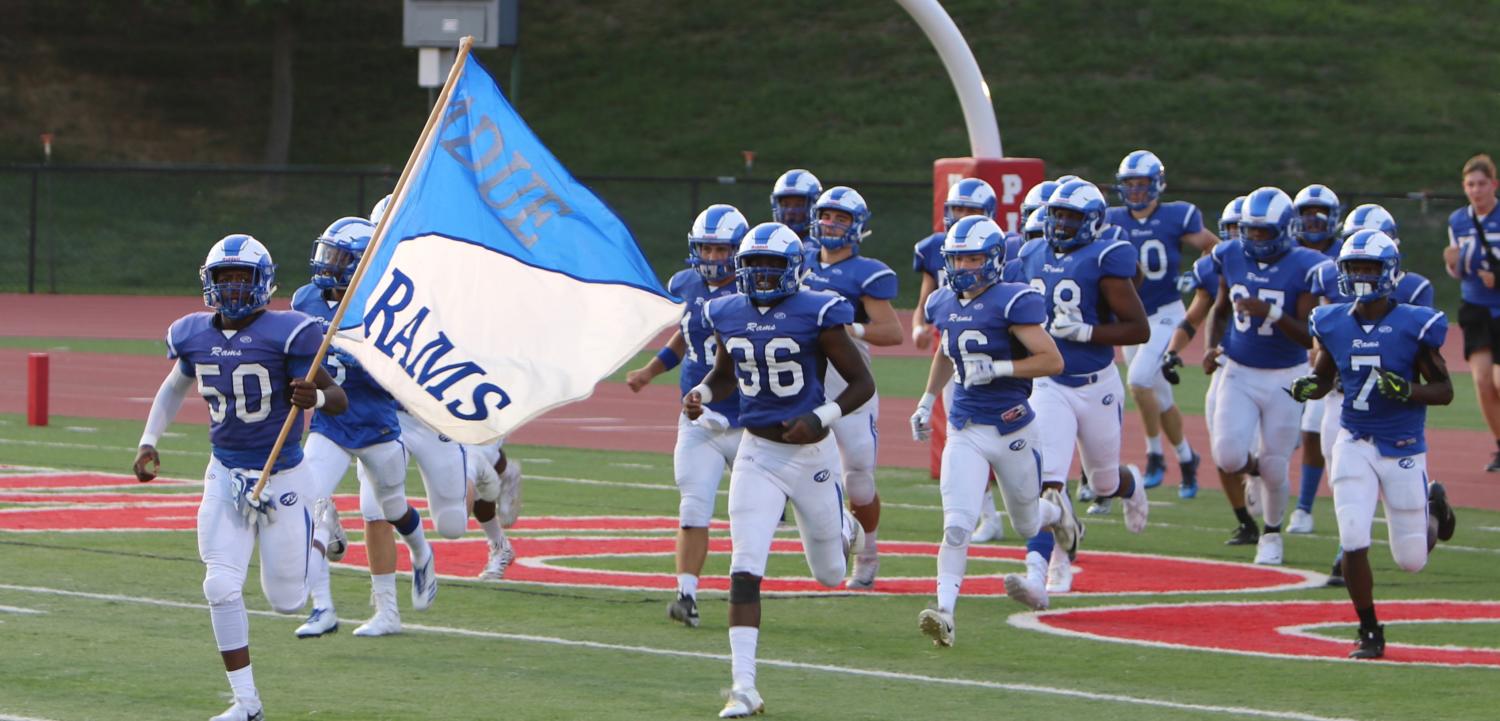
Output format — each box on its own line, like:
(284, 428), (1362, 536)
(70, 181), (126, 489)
(336, 55), (681, 444)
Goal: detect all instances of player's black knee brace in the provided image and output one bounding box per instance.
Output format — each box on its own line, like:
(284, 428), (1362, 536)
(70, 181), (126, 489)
(729, 571), (761, 605)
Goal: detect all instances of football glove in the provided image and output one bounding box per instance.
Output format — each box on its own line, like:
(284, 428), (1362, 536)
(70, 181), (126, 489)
(1161, 351), (1184, 385)
(1376, 369), (1411, 401)
(232, 471), (276, 526)
(910, 393), (936, 442)
(1049, 316), (1094, 343)
(695, 408), (731, 433)
(1287, 375), (1321, 402)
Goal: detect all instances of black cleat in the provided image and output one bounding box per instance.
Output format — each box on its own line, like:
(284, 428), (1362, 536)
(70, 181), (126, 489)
(1487, 451), (1500, 473)
(1350, 624), (1385, 659)
(1143, 453), (1166, 489)
(1178, 453), (1200, 499)
(1225, 522), (1260, 546)
(1428, 481), (1457, 542)
(667, 593), (700, 628)
(1326, 553), (1345, 587)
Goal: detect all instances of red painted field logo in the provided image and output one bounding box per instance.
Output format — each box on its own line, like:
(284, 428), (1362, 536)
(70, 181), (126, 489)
(1011, 600), (1500, 667)
(2, 470), (1322, 598)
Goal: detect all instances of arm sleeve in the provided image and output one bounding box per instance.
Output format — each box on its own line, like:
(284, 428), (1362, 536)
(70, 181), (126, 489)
(818, 296), (856, 329)
(1308, 307), (1325, 342)
(139, 364), (195, 447)
(1098, 241), (1140, 278)
(1411, 279), (1435, 309)
(860, 268), (899, 300)
(1182, 204), (1204, 233)
(1418, 311), (1448, 349)
(1005, 289), (1049, 325)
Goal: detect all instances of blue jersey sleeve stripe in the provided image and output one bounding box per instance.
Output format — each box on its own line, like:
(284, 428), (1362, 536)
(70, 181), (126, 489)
(816, 296), (843, 327)
(165, 328), (178, 359)
(861, 268), (897, 289)
(1418, 311), (1444, 344)
(284, 316), (320, 355)
(1097, 240), (1134, 266)
(1407, 278), (1432, 305)
(703, 299), (717, 330)
(923, 290), (941, 324)
(1003, 288), (1042, 319)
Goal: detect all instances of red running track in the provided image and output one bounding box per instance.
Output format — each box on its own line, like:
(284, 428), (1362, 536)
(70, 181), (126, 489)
(1, 294), (1495, 509)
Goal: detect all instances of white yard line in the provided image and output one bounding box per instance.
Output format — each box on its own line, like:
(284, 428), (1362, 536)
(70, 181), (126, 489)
(0, 583), (1360, 721)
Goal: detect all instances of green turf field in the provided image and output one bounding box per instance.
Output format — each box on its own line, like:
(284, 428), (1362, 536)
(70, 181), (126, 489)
(1, 412), (1498, 720)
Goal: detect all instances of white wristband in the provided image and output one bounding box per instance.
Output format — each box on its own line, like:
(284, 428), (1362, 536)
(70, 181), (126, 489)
(812, 401), (843, 427)
(850, 323), (866, 339)
(314, 388), (327, 409)
(690, 383), (714, 404)
(917, 392), (937, 412)
(990, 359), (1015, 378)
(1265, 303), (1284, 324)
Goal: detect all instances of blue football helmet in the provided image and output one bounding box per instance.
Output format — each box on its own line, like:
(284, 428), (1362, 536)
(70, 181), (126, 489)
(686, 204), (750, 282)
(809, 186), (870, 251)
(770, 169), (823, 237)
(1341, 203), (1399, 243)
(1115, 150), (1166, 211)
(735, 222), (805, 303)
(942, 216), (1006, 294)
(943, 178), (998, 229)
(1238, 187), (1296, 262)
(311, 217), (375, 290)
(1291, 184), (1343, 246)
(1337, 229), (1401, 301)
(1019, 180), (1060, 223)
(201, 234), (276, 320)
(1044, 180), (1110, 253)
(1218, 195), (1247, 241)
(1022, 206), (1047, 241)
(369, 194), (392, 226)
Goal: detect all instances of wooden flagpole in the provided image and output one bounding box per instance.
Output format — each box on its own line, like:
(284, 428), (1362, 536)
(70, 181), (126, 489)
(250, 36), (476, 498)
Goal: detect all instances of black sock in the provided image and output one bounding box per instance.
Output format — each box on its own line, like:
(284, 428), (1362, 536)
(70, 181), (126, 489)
(1234, 507), (1255, 526)
(1494, 439), (1500, 454)
(1115, 473), (1136, 499)
(1264, 524), (1281, 534)
(1356, 604), (1379, 631)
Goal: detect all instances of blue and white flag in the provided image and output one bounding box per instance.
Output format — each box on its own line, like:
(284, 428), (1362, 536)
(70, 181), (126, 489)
(335, 56), (680, 443)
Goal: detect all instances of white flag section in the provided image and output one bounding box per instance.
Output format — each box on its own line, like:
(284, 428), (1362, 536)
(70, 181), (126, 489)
(334, 53), (680, 444)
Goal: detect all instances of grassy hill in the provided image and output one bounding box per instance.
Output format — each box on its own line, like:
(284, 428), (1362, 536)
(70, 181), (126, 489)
(4, 0), (1499, 308)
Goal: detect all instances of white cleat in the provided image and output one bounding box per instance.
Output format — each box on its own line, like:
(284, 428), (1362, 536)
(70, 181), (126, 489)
(917, 607), (955, 647)
(1046, 556), (1074, 594)
(719, 685), (765, 718)
(1043, 487), (1081, 559)
(314, 498), (347, 562)
(841, 509), (866, 566)
(294, 607), (339, 638)
(410, 548), (438, 611)
(972, 514), (1005, 543)
(1254, 532), (1284, 565)
(353, 606), (402, 637)
(498, 458), (523, 528)
(1003, 573), (1049, 611)
(209, 701), (264, 721)
(478, 538), (515, 581)
(848, 556), (879, 590)
(1086, 497), (1113, 515)
(1287, 508), (1315, 534)
(1122, 464), (1149, 534)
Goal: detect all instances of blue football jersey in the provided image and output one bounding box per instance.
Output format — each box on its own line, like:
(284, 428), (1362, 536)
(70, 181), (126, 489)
(1106, 201), (1204, 314)
(667, 269), (741, 426)
(1312, 264), (1435, 308)
(166, 310), (323, 472)
(1212, 240), (1325, 369)
(1007, 231), (1140, 375)
(801, 252), (898, 324)
(1311, 303), (1448, 456)
(924, 282), (1046, 433)
(704, 290), (854, 428)
(1183, 254), (1220, 296)
(1449, 205), (1500, 308)
(292, 284), (401, 449)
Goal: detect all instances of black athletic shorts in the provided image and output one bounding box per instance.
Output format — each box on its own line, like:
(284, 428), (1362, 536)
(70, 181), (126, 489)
(1459, 301), (1500, 359)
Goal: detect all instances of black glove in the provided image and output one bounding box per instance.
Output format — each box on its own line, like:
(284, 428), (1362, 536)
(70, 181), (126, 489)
(1161, 351), (1184, 385)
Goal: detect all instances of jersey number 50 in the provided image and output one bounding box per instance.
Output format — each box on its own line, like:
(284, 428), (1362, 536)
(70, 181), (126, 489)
(195, 362), (272, 423)
(725, 337), (805, 398)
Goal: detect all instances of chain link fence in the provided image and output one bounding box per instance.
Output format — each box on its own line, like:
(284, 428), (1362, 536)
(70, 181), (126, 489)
(0, 164), (1468, 312)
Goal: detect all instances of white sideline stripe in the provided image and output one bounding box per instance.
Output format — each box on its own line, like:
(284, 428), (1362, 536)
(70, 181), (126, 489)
(0, 584), (1359, 721)
(0, 713), (66, 721)
(0, 604), (45, 615)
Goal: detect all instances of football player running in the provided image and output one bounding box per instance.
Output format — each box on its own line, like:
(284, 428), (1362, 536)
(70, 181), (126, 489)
(1108, 151), (1217, 494)
(799, 186), (902, 589)
(133, 235), (348, 721)
(1202, 187), (1326, 565)
(625, 204), (749, 628)
(688, 222), (872, 718)
(1291, 229), (1457, 658)
(909, 178), (1012, 543)
(1287, 184), (1344, 534)
(1002, 179), (1152, 607)
(910, 215), (1076, 646)
(291, 216), (435, 640)
(770, 168), (822, 246)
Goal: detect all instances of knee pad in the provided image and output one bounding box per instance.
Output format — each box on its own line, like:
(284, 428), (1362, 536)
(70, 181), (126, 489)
(678, 492), (714, 529)
(433, 508), (467, 540)
(1388, 508), (1430, 573)
(942, 525), (971, 549)
(1153, 380), (1174, 411)
(844, 470), (876, 507)
(1087, 466), (1121, 497)
(265, 584), (306, 615)
(202, 572), (244, 607)
(729, 572), (761, 605)
(1211, 435), (1249, 475)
